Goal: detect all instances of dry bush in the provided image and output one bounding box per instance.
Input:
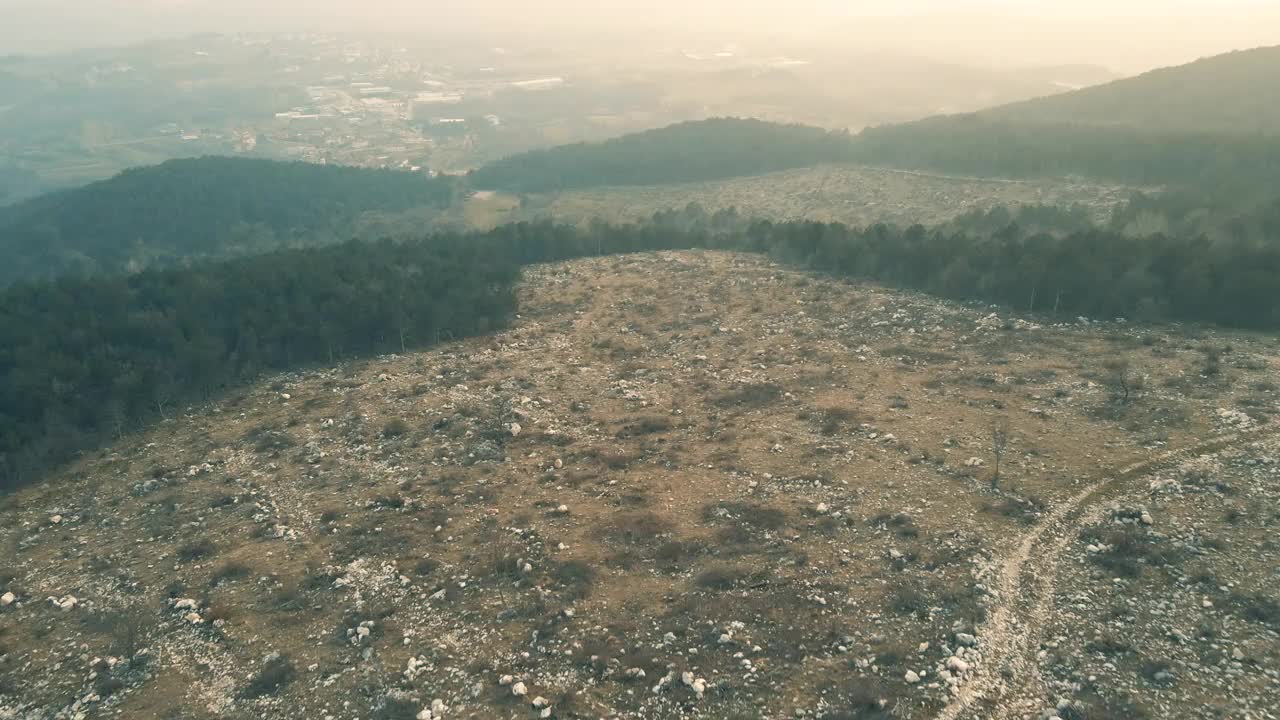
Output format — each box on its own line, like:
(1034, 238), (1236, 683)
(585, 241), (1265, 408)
(614, 416), (674, 438)
(714, 383), (784, 409)
(241, 654), (296, 698)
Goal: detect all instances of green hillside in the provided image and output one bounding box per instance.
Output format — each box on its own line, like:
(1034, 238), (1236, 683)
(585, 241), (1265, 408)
(469, 118), (858, 193)
(984, 45), (1280, 135)
(847, 46), (1280, 190)
(0, 156), (458, 287)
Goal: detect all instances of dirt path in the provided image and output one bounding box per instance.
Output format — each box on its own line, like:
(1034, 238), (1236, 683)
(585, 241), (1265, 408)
(936, 427), (1268, 720)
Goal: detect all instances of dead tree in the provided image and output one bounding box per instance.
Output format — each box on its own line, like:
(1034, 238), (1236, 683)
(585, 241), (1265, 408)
(991, 418), (1009, 487)
(1104, 357), (1138, 405)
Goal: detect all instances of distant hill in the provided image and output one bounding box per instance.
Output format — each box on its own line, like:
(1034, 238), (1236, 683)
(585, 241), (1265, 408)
(469, 118), (859, 193)
(983, 46), (1280, 135)
(848, 46), (1280, 190)
(0, 157), (457, 286)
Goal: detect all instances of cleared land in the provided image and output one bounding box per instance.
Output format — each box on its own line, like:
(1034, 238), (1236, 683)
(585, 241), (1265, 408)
(512, 165), (1139, 228)
(0, 252), (1275, 720)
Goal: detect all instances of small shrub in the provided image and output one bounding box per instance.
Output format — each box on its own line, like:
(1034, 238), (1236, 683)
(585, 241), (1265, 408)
(381, 418), (410, 439)
(1086, 636), (1133, 656)
(714, 383), (784, 409)
(177, 538), (217, 563)
(244, 425), (295, 453)
(694, 564), (749, 591)
(889, 584), (929, 618)
(1228, 592), (1280, 628)
(552, 560), (596, 600)
(210, 561), (251, 586)
(615, 416), (674, 438)
(241, 654), (296, 698)
(602, 512), (671, 545)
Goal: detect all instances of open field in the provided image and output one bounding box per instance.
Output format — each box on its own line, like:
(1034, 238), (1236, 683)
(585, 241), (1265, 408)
(0, 251), (1276, 720)
(514, 165), (1141, 228)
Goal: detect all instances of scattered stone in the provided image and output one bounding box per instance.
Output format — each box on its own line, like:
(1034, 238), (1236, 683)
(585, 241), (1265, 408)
(904, 670), (921, 683)
(1, 592), (14, 606)
(511, 681), (528, 697)
(955, 632), (977, 647)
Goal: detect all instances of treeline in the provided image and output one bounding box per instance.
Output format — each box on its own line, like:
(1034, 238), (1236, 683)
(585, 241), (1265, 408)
(469, 118), (858, 192)
(0, 235), (517, 487)
(0, 157), (459, 287)
(849, 117), (1280, 190)
(5, 211), (1280, 488)
(0, 221), (711, 488)
(746, 219), (1280, 328)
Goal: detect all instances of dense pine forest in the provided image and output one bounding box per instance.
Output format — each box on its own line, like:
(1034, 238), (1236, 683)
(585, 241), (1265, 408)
(0, 157), (459, 287)
(4, 209), (1280, 488)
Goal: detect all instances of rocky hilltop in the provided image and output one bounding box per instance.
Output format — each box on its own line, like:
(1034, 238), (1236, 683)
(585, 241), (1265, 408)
(0, 252), (1276, 719)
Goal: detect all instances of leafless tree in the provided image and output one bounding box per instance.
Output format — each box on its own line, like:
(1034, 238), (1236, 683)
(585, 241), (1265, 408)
(1104, 357), (1139, 405)
(991, 418), (1009, 487)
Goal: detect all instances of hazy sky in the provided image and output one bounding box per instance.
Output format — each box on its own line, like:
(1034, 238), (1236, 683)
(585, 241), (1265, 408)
(2, 0), (1277, 72)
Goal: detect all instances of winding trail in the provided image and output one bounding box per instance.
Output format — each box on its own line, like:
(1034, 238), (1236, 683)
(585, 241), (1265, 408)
(936, 427), (1270, 720)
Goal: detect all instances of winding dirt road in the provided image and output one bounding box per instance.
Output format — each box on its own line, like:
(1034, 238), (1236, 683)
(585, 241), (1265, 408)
(936, 427), (1268, 720)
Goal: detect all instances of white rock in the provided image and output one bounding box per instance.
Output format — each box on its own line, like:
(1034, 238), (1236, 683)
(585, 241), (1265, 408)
(174, 598), (198, 610)
(509, 422), (522, 437)
(417, 711), (433, 720)
(965, 457), (985, 467)
(280, 393), (291, 400)
(498, 674), (514, 686)
(946, 656), (970, 673)
(511, 681), (528, 697)
(531, 696), (550, 709)
(184, 612), (203, 624)
(1140, 512), (1154, 525)
(1, 592), (15, 606)
(955, 633), (977, 647)
(50, 514), (63, 524)
(691, 678), (706, 697)
(556, 504), (569, 514)
(815, 503), (830, 515)
(58, 596), (79, 611)
(904, 670), (920, 683)
(431, 699), (446, 717)
(553, 458), (564, 469)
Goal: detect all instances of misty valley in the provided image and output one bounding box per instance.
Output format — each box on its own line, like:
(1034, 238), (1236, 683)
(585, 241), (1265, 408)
(0, 14), (1278, 720)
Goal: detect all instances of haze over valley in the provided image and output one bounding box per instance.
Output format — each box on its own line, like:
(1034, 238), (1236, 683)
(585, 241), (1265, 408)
(0, 4), (1278, 720)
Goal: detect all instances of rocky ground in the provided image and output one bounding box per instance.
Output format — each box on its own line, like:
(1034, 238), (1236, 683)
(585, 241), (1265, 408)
(513, 165), (1137, 229)
(0, 251), (1276, 720)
